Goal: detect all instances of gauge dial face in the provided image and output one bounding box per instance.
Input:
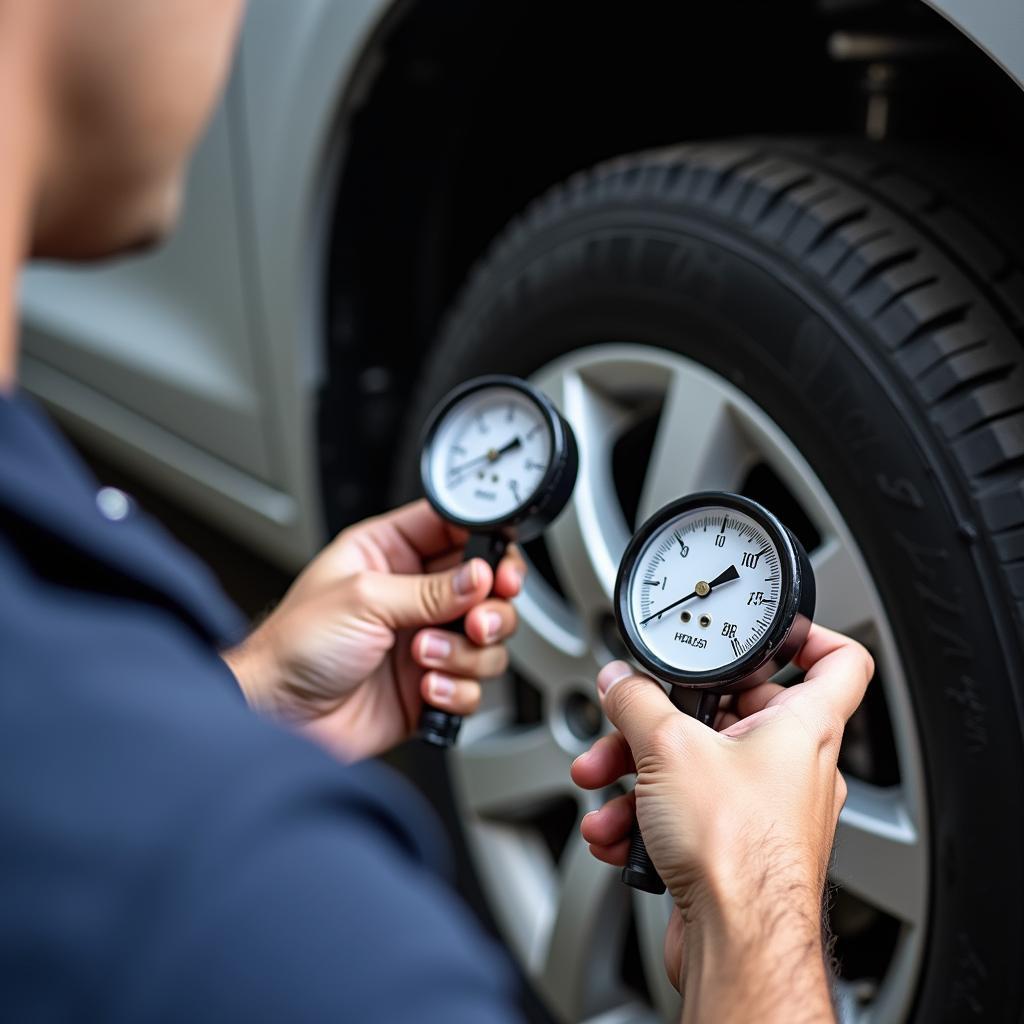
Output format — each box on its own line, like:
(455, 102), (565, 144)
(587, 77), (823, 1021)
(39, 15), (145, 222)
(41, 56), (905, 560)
(427, 385), (553, 524)
(627, 505), (784, 674)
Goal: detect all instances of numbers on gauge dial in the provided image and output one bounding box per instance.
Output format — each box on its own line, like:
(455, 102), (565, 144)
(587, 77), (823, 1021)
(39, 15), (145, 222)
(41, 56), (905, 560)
(428, 385), (552, 524)
(630, 506), (783, 674)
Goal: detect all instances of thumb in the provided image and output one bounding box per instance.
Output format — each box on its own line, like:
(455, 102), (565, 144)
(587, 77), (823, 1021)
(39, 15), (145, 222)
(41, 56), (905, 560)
(597, 661), (680, 763)
(361, 558), (493, 630)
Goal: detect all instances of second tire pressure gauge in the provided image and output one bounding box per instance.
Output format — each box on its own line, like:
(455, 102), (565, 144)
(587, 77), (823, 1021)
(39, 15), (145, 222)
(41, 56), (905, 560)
(418, 374), (579, 748)
(614, 491), (816, 893)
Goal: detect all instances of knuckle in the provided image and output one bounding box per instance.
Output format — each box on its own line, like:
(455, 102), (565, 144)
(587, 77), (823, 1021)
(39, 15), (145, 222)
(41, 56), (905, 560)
(647, 718), (684, 760)
(420, 574), (448, 620)
(816, 711), (846, 750)
(349, 570), (376, 605)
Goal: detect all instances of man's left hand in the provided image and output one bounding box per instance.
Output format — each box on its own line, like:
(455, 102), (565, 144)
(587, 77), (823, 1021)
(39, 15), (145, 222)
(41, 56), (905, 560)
(223, 500), (524, 760)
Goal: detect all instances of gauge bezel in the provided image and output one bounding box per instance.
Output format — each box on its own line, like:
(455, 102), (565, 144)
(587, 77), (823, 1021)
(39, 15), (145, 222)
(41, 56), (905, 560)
(615, 491), (814, 691)
(420, 374), (577, 541)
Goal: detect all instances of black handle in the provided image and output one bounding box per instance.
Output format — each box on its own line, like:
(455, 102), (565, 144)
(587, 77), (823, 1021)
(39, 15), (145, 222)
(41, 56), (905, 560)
(418, 532), (507, 748)
(621, 688), (722, 894)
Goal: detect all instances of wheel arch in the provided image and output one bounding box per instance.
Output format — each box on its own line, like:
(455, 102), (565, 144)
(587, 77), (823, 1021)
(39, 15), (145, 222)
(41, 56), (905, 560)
(923, 0), (1024, 86)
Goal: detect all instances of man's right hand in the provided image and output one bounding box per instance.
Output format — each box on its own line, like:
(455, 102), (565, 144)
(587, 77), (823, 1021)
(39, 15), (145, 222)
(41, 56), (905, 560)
(570, 625), (873, 1022)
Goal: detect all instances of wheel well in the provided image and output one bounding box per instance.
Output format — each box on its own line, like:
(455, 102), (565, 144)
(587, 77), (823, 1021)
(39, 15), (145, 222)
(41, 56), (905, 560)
(319, 0), (1024, 531)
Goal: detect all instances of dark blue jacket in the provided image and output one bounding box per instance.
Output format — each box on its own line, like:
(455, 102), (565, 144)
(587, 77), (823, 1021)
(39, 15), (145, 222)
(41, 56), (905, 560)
(0, 392), (519, 1022)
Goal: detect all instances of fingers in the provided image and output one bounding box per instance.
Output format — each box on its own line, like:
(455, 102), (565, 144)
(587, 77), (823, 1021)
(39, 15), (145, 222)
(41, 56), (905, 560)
(581, 794), (634, 868)
(423, 550), (464, 573)
(726, 627), (872, 727)
(793, 625), (874, 724)
(412, 626), (509, 679)
(463, 598), (517, 646)
(571, 731), (635, 789)
(357, 559), (493, 630)
(795, 623), (871, 675)
(419, 672), (481, 716)
(581, 791), (635, 847)
(492, 545), (526, 599)
(596, 661), (681, 760)
(377, 499), (468, 560)
(426, 546), (527, 598)
(732, 680), (786, 720)
(587, 838), (631, 868)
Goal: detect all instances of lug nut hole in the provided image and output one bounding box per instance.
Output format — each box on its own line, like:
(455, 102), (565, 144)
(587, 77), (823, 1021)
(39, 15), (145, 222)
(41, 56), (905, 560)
(564, 691), (603, 741)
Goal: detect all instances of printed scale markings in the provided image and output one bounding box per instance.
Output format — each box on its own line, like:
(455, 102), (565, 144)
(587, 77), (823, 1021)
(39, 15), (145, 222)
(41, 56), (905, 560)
(636, 512), (781, 670)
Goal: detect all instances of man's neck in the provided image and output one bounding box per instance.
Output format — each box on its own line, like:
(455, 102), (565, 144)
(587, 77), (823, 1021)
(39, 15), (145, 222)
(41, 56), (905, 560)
(0, 3), (51, 394)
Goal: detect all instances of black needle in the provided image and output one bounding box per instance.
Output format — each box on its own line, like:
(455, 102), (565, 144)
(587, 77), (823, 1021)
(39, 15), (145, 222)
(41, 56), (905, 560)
(639, 564), (740, 625)
(448, 436), (522, 477)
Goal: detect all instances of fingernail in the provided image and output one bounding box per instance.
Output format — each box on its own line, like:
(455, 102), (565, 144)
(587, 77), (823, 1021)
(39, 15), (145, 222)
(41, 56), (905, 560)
(429, 674), (456, 701)
(597, 660), (633, 695)
(453, 560), (478, 596)
(422, 633), (452, 661)
(482, 611), (502, 642)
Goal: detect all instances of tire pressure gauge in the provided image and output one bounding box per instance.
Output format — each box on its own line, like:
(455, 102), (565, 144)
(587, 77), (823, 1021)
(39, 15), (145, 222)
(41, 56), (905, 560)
(418, 374), (579, 747)
(614, 491), (816, 893)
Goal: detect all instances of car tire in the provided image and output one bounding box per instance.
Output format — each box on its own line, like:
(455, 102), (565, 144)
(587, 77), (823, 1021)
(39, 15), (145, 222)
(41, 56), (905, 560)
(397, 138), (1024, 1022)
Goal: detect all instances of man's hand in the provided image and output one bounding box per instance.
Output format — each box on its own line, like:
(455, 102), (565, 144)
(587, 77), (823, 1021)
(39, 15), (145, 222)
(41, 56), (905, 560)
(224, 500), (524, 761)
(571, 626), (873, 1022)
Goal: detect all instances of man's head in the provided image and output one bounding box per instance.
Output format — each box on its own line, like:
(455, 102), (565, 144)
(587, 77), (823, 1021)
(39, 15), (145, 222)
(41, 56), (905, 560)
(30, 0), (244, 260)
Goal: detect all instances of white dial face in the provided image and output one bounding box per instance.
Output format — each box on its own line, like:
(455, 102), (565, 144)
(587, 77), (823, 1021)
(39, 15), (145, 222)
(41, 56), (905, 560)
(428, 385), (553, 524)
(628, 505), (784, 674)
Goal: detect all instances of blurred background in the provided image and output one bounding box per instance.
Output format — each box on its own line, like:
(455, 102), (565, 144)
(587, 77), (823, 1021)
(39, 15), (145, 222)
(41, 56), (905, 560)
(19, 1), (1024, 1021)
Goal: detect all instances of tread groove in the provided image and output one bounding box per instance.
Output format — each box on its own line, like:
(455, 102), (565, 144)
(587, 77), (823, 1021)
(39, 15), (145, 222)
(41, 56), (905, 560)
(896, 305), (973, 350)
(846, 248), (918, 296)
(753, 173), (815, 227)
(912, 339), (987, 381)
(934, 364), (1016, 412)
(949, 404), (1024, 442)
(827, 227), (891, 284)
(871, 275), (939, 319)
(807, 210), (869, 255)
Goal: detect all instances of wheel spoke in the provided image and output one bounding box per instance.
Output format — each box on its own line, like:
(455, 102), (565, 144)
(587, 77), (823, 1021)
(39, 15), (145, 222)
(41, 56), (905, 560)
(633, 892), (683, 1020)
(464, 821), (555, 964)
(832, 778), (925, 925)
(637, 367), (755, 525)
(811, 537), (877, 636)
(538, 837), (631, 1020)
(511, 576), (603, 698)
(533, 365), (632, 617)
(457, 725), (574, 817)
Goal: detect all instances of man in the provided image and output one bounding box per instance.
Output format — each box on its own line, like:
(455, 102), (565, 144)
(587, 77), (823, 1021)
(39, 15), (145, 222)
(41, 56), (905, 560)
(0, 2), (872, 1021)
